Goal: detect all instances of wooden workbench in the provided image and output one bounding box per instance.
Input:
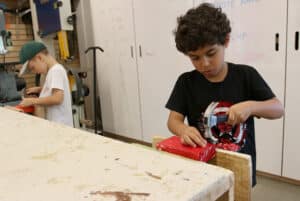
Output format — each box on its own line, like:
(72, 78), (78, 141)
(0, 107), (234, 201)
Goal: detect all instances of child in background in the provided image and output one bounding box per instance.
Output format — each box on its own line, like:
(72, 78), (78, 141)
(19, 41), (73, 127)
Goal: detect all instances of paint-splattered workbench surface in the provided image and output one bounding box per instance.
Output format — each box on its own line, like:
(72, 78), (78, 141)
(0, 107), (233, 201)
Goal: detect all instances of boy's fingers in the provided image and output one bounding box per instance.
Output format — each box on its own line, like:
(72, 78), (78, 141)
(192, 135), (207, 147)
(182, 135), (197, 147)
(191, 128), (207, 147)
(227, 112), (236, 125)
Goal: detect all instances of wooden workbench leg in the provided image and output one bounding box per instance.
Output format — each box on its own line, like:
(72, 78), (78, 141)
(216, 186), (234, 201)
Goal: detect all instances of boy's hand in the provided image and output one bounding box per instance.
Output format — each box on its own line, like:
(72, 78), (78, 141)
(20, 98), (36, 107)
(227, 101), (252, 125)
(25, 87), (41, 95)
(179, 126), (207, 147)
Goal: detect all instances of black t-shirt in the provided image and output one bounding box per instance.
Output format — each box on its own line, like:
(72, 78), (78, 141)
(166, 62), (275, 186)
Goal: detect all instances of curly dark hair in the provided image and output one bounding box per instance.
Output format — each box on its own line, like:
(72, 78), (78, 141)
(174, 3), (231, 54)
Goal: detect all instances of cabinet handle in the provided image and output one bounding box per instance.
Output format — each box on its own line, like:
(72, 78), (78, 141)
(295, 31), (299, 51)
(275, 33), (279, 51)
(139, 45), (142, 57)
(130, 46), (134, 58)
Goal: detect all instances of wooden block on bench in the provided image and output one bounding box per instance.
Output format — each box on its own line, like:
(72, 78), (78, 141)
(152, 136), (252, 201)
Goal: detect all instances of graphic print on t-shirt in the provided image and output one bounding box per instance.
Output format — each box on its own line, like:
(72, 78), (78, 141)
(197, 101), (247, 148)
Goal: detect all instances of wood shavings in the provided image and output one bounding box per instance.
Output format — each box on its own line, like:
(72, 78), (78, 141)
(89, 191), (150, 201)
(145, 171), (162, 180)
(174, 170), (183, 175)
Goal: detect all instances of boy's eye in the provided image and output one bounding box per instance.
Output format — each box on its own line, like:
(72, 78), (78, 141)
(207, 51), (216, 57)
(190, 56), (199, 61)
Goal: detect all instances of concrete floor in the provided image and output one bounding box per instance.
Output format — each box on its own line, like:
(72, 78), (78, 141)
(252, 175), (300, 201)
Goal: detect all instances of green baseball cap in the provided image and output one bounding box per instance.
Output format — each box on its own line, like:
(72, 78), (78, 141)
(19, 41), (46, 75)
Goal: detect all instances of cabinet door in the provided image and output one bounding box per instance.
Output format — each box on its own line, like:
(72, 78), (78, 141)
(283, 0), (300, 180)
(194, 0), (286, 175)
(89, 0), (143, 139)
(133, 0), (194, 142)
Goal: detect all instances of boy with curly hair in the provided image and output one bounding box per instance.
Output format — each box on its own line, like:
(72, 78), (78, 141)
(166, 3), (284, 185)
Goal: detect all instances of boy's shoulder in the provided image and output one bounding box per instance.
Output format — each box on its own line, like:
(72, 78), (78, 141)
(228, 62), (255, 70)
(228, 62), (259, 75)
(48, 64), (66, 73)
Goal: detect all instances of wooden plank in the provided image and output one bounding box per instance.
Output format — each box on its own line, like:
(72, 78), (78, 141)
(0, 6), (35, 88)
(152, 135), (165, 148)
(0, 51), (19, 58)
(6, 45), (21, 50)
(4, 14), (16, 25)
(11, 35), (33, 40)
(217, 190), (234, 201)
(8, 29), (33, 35)
(9, 40), (28, 46)
(4, 14), (21, 25)
(152, 136), (251, 201)
(209, 149), (252, 201)
(0, 57), (18, 63)
(6, 24), (32, 30)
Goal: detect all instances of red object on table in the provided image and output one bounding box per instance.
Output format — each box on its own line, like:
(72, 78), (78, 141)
(156, 136), (216, 162)
(156, 136), (242, 162)
(15, 105), (35, 114)
(216, 142), (241, 152)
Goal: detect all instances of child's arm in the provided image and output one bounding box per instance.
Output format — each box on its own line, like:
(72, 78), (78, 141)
(20, 88), (64, 107)
(227, 97), (284, 125)
(167, 111), (207, 147)
(25, 86), (42, 95)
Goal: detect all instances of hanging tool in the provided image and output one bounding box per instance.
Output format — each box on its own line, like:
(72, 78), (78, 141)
(67, 67), (90, 129)
(0, 9), (8, 55)
(57, 30), (70, 60)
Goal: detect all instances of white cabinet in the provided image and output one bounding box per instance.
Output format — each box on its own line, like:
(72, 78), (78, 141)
(133, 0), (193, 142)
(283, 0), (300, 181)
(88, 0), (192, 141)
(89, 0), (142, 139)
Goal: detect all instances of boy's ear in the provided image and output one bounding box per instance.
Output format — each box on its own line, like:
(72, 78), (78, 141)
(224, 34), (230, 47)
(34, 53), (41, 61)
(36, 53), (44, 61)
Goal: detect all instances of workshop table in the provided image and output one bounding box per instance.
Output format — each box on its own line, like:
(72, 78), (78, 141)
(0, 107), (234, 201)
